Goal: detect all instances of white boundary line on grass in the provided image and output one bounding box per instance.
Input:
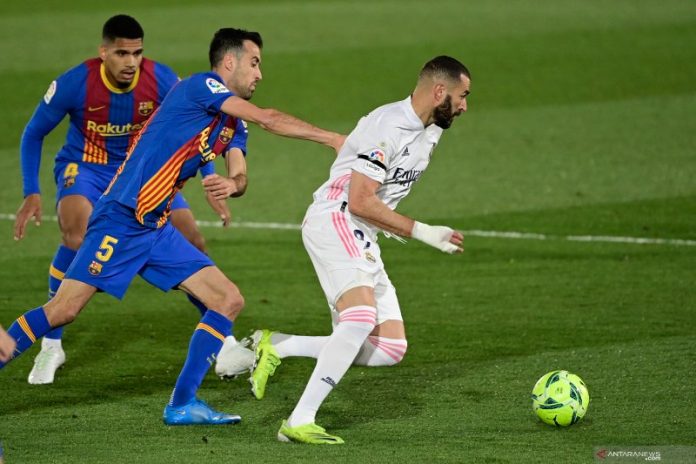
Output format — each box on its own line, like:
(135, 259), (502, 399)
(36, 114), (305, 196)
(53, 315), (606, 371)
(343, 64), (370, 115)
(1, 212), (695, 247)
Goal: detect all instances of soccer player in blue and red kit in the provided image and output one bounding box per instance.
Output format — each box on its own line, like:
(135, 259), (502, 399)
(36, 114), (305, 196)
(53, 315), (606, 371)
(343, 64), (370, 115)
(1, 27), (344, 425)
(13, 15), (234, 385)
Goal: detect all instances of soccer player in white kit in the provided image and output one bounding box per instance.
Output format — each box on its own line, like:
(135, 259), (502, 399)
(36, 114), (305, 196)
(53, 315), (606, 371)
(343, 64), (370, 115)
(251, 56), (470, 444)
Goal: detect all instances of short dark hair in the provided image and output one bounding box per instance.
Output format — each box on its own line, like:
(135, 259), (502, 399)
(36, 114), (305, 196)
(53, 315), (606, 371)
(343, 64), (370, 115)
(419, 56), (470, 82)
(209, 28), (263, 68)
(102, 14), (144, 42)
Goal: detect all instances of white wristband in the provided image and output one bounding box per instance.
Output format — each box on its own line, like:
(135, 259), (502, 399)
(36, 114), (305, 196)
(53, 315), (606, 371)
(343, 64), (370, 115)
(411, 221), (459, 254)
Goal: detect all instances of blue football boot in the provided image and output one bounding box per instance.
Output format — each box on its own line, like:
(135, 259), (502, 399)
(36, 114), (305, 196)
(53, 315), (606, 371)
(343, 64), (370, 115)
(163, 398), (241, 425)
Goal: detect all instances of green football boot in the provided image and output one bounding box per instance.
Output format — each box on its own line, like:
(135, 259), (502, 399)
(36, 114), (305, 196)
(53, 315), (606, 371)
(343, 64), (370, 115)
(250, 329), (281, 399)
(277, 420), (345, 445)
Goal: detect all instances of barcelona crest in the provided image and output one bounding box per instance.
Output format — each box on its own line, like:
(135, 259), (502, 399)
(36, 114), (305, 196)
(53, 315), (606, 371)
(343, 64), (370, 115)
(218, 127), (234, 145)
(138, 101), (154, 116)
(88, 261), (103, 276)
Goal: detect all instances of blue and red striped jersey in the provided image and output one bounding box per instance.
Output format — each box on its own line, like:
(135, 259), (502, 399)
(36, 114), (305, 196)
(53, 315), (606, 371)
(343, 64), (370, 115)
(102, 71), (249, 228)
(21, 57), (179, 196)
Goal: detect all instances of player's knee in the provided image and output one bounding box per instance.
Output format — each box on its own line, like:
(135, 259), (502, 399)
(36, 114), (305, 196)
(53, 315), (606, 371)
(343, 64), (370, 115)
(44, 300), (82, 327)
(390, 340), (407, 365)
(217, 288), (245, 319)
(61, 230), (84, 250)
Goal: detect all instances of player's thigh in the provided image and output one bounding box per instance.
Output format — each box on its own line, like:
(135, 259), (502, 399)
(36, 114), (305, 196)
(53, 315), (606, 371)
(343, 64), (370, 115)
(302, 213), (383, 310)
(57, 195), (93, 242)
(66, 214), (151, 300)
(139, 224), (212, 289)
(371, 271), (405, 338)
(55, 162), (111, 246)
(169, 204), (206, 252)
(335, 285), (376, 311)
(178, 266), (244, 319)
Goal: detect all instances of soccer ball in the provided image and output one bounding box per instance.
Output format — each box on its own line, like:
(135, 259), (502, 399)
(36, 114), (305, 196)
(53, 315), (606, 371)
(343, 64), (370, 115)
(531, 370), (589, 426)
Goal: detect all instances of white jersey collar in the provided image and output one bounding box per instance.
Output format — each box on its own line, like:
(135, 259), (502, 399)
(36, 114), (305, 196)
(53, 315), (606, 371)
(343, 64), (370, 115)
(403, 96), (426, 129)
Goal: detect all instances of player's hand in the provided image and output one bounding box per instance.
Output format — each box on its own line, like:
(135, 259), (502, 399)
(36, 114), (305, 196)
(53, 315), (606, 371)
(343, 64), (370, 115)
(202, 173), (239, 200)
(0, 327), (16, 362)
(14, 193), (42, 241)
(450, 230), (464, 250)
(205, 190), (232, 227)
(411, 221), (464, 254)
(329, 133), (347, 154)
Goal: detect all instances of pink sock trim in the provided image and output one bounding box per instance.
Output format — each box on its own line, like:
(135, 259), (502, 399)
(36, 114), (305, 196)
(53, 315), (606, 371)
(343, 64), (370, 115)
(367, 335), (407, 362)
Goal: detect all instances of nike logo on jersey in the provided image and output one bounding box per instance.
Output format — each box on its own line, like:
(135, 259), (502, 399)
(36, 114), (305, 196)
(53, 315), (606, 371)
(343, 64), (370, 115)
(88, 105), (106, 112)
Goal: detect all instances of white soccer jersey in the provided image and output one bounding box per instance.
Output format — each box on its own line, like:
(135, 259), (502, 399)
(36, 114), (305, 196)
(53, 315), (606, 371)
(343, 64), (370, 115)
(306, 96), (443, 240)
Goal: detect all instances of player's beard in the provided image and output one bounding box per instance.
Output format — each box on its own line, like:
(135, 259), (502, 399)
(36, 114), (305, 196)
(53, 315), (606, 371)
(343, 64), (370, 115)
(230, 67), (255, 100)
(234, 82), (254, 100)
(116, 79), (132, 89)
(433, 94), (457, 129)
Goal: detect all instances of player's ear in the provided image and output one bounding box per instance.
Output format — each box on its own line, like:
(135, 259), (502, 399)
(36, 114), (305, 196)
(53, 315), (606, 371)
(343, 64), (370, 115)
(224, 52), (236, 72)
(99, 45), (107, 61)
(433, 82), (447, 105)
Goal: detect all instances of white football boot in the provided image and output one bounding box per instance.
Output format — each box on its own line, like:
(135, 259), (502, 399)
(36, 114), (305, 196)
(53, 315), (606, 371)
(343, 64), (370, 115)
(215, 335), (255, 378)
(28, 341), (66, 385)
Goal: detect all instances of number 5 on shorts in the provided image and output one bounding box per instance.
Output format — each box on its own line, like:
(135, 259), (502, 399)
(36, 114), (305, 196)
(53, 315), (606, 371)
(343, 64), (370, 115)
(95, 235), (119, 262)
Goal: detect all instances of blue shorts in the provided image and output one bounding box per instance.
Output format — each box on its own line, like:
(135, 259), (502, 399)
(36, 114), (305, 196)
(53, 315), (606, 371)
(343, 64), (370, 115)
(64, 201), (213, 299)
(53, 160), (189, 210)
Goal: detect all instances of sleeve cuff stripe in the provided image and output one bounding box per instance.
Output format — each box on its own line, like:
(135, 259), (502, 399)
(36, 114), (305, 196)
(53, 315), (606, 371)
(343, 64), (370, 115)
(357, 154), (386, 170)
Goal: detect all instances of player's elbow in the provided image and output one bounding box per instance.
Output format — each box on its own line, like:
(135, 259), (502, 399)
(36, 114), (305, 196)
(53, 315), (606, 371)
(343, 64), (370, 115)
(255, 108), (282, 132)
(347, 193), (371, 219)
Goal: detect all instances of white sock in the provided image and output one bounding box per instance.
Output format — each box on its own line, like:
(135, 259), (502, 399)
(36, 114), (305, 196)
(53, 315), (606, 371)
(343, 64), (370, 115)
(288, 305), (376, 427)
(42, 337), (62, 350)
(353, 336), (407, 366)
(271, 333), (329, 359)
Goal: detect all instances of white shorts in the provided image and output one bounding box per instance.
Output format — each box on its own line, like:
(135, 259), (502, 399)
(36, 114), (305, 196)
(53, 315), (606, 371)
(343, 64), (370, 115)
(302, 210), (403, 326)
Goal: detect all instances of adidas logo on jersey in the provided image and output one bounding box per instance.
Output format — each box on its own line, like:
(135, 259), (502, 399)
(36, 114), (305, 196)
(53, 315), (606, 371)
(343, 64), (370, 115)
(401, 146), (410, 156)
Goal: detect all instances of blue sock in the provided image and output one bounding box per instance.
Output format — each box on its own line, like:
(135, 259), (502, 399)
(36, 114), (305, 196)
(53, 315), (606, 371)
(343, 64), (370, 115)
(186, 293), (209, 317)
(0, 307), (52, 368)
(45, 245), (76, 340)
(168, 310), (233, 406)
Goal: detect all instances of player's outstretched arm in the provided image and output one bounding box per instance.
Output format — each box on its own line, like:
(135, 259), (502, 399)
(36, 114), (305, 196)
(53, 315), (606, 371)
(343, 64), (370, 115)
(220, 96), (344, 153)
(348, 171), (463, 254)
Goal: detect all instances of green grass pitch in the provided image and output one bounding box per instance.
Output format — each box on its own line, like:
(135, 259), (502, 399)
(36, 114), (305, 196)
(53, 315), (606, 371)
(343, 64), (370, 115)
(1, 1), (695, 462)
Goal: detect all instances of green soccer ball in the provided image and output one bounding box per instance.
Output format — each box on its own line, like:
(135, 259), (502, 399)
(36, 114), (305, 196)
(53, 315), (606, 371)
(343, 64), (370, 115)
(531, 370), (589, 426)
